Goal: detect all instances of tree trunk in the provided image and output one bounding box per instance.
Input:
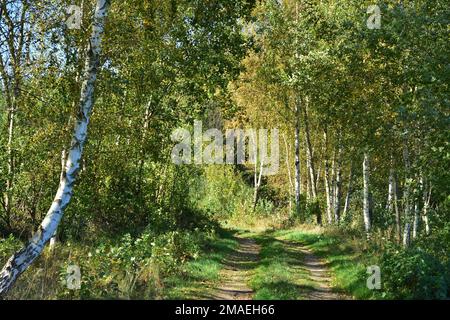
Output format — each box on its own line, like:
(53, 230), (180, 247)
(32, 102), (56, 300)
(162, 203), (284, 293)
(333, 142), (342, 224)
(391, 169), (401, 243)
(363, 151), (371, 237)
(387, 168), (395, 212)
(303, 100), (317, 199)
(294, 98), (301, 215)
(402, 141), (411, 248)
(0, 0), (110, 297)
(282, 134), (294, 214)
(253, 156), (264, 211)
(323, 130), (333, 224)
(342, 162), (353, 219)
(422, 178), (431, 236)
(49, 150), (67, 250)
(387, 164), (401, 242)
(412, 202), (419, 239)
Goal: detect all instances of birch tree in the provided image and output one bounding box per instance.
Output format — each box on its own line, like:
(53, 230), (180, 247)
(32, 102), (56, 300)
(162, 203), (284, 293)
(294, 98), (301, 215)
(363, 151), (371, 237)
(342, 162), (353, 219)
(324, 130), (333, 224)
(0, 0), (110, 297)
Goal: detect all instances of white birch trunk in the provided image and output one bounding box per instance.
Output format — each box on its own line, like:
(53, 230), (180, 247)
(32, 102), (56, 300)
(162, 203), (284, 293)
(402, 141), (411, 248)
(412, 202), (419, 239)
(0, 0), (110, 297)
(387, 168), (395, 213)
(333, 143), (342, 224)
(403, 223), (411, 247)
(49, 150), (67, 250)
(363, 152), (371, 236)
(294, 98), (301, 215)
(303, 101), (317, 199)
(387, 165), (401, 241)
(342, 162), (353, 218)
(324, 131), (333, 224)
(422, 180), (431, 236)
(253, 154), (264, 211)
(282, 134), (294, 214)
(391, 169), (401, 243)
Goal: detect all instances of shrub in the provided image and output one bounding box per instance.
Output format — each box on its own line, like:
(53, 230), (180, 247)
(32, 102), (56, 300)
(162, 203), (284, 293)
(380, 247), (448, 299)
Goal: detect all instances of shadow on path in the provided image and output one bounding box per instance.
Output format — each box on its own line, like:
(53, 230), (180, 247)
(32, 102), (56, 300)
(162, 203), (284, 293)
(210, 237), (260, 300)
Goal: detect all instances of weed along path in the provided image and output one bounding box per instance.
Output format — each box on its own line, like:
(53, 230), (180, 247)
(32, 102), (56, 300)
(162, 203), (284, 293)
(211, 237), (260, 300)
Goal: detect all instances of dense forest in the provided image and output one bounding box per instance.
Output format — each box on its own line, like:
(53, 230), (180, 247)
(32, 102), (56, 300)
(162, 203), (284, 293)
(0, 0), (448, 300)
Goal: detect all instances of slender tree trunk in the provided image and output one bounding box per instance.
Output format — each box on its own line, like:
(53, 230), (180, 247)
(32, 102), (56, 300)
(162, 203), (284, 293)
(387, 168), (395, 212)
(402, 141), (411, 248)
(387, 162), (402, 242)
(323, 130), (333, 224)
(305, 147), (311, 201)
(282, 134), (294, 214)
(315, 155), (322, 190)
(333, 142), (342, 224)
(412, 202), (419, 239)
(388, 168), (402, 243)
(363, 151), (371, 237)
(0, 0), (110, 297)
(331, 150), (336, 212)
(294, 98), (301, 216)
(422, 178), (431, 236)
(253, 155), (264, 211)
(342, 162), (353, 219)
(303, 101), (317, 199)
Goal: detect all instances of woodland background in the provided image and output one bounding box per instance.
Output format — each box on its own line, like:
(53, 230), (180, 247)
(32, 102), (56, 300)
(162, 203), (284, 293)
(0, 0), (448, 299)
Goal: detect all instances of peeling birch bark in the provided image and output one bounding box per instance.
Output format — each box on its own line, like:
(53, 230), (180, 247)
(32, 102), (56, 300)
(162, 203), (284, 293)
(0, 0), (110, 297)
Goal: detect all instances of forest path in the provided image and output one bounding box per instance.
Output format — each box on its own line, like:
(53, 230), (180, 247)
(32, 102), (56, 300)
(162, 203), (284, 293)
(276, 238), (341, 300)
(300, 247), (341, 299)
(210, 237), (260, 300)
(209, 230), (343, 300)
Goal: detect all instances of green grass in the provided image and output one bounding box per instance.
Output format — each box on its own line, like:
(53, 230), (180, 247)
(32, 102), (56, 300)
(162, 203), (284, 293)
(162, 226), (379, 300)
(248, 231), (315, 300)
(274, 228), (376, 299)
(162, 229), (238, 299)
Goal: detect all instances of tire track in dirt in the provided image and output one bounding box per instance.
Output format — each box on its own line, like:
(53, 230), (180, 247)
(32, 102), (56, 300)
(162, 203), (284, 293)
(211, 237), (260, 300)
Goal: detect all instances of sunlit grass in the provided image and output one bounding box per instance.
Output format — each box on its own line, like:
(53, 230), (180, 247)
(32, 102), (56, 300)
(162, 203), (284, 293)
(278, 228), (376, 299)
(162, 229), (238, 299)
(249, 231), (315, 300)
